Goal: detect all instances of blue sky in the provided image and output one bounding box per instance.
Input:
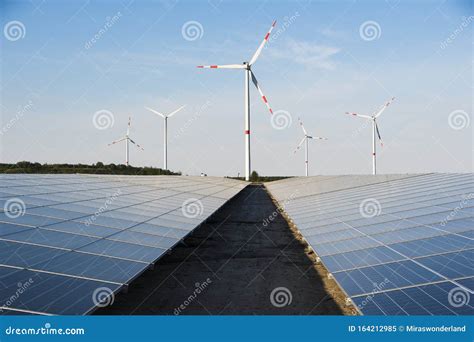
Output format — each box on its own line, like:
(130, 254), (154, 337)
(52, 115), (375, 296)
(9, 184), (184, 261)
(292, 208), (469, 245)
(1, 0), (472, 176)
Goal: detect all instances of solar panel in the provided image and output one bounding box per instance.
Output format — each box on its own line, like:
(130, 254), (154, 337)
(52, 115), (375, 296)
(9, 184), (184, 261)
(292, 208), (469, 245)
(266, 173), (474, 315)
(0, 174), (246, 315)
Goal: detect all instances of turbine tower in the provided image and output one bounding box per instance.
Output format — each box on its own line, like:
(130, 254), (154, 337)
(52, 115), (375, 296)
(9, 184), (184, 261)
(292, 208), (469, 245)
(145, 105), (185, 170)
(107, 117), (144, 166)
(197, 21), (277, 181)
(294, 117), (327, 176)
(345, 97), (395, 175)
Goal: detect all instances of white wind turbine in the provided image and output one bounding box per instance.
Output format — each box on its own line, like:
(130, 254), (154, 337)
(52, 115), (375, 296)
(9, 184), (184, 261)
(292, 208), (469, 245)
(144, 105), (186, 170)
(345, 97), (395, 175)
(294, 117), (327, 177)
(197, 21), (277, 181)
(107, 117), (144, 166)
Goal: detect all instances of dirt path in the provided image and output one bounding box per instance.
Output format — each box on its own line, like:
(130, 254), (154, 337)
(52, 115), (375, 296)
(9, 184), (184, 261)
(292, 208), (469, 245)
(96, 184), (349, 315)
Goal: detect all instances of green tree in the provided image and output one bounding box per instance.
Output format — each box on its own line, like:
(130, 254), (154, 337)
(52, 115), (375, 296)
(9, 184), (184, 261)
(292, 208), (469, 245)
(250, 170), (259, 182)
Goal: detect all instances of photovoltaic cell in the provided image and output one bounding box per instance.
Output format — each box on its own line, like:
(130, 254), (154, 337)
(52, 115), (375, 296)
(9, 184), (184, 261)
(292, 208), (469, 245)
(0, 174), (246, 315)
(266, 173), (474, 315)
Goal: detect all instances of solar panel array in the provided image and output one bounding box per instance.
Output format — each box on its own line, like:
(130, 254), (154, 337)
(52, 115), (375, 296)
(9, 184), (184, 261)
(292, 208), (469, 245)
(266, 174), (474, 315)
(0, 174), (246, 315)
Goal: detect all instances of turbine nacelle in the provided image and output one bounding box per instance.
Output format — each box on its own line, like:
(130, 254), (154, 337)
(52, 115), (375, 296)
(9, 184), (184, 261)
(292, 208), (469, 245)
(344, 97), (395, 174)
(197, 21), (277, 181)
(107, 116), (144, 166)
(145, 104), (186, 170)
(294, 117), (327, 176)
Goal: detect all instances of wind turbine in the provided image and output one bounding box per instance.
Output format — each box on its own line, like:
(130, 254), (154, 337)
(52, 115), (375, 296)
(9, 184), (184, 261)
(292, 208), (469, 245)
(144, 105), (185, 170)
(345, 97), (395, 175)
(197, 21), (277, 181)
(294, 117), (327, 177)
(107, 117), (144, 166)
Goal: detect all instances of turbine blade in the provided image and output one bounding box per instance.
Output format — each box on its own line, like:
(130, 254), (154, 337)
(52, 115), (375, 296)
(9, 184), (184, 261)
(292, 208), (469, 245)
(145, 106), (165, 118)
(107, 137), (126, 146)
(293, 137), (306, 154)
(167, 105), (186, 118)
(127, 117), (131, 135)
(298, 117), (307, 135)
(374, 97), (395, 118)
(129, 138), (145, 151)
(196, 64), (245, 69)
(309, 136), (328, 140)
(345, 112), (372, 119)
(375, 121), (383, 147)
(249, 20), (277, 66)
(250, 71), (273, 115)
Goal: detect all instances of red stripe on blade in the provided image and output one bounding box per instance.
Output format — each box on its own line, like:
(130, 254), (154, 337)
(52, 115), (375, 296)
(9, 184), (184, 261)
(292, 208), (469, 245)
(210, 65), (218, 68)
(245, 130), (250, 135)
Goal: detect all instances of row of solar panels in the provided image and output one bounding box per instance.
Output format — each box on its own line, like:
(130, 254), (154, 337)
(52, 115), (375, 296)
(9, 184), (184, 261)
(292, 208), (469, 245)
(266, 173), (473, 315)
(0, 174), (246, 315)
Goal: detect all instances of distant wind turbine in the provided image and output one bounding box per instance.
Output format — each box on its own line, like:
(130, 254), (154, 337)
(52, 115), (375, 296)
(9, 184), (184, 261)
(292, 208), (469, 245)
(197, 21), (277, 181)
(107, 117), (144, 166)
(294, 117), (327, 177)
(145, 105), (185, 170)
(345, 97), (395, 175)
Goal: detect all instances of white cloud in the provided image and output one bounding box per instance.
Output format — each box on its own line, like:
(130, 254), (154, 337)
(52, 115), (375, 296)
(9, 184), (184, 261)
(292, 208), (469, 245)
(269, 39), (341, 70)
(319, 28), (347, 39)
